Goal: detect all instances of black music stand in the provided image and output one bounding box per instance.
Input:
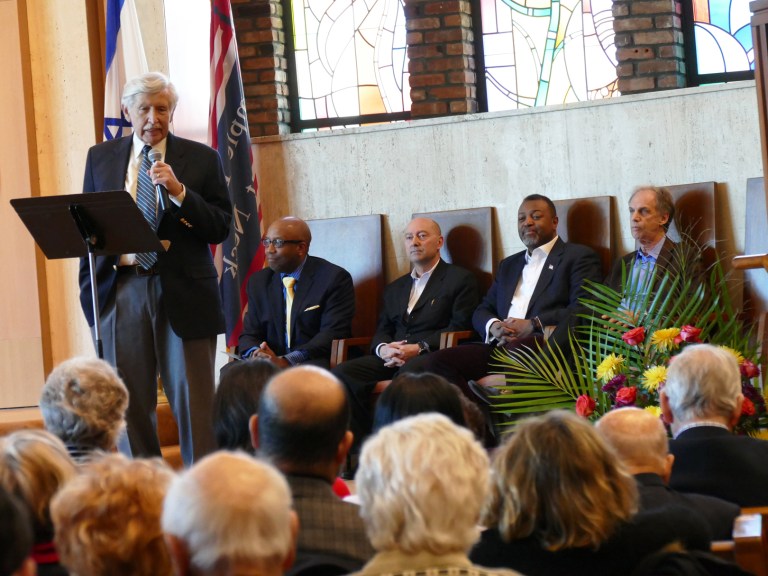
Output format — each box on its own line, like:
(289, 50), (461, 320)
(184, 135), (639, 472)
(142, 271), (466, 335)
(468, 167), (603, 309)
(11, 191), (165, 358)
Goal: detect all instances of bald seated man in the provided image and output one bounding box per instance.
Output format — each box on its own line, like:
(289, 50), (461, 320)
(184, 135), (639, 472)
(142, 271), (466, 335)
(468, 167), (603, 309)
(596, 407), (739, 541)
(332, 217), (479, 449)
(251, 366), (375, 570)
(163, 452), (298, 576)
(239, 216), (355, 368)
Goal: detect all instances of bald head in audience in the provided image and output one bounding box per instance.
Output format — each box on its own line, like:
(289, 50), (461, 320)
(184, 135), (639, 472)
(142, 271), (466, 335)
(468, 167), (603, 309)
(252, 365), (353, 481)
(597, 408), (673, 481)
(163, 452), (297, 576)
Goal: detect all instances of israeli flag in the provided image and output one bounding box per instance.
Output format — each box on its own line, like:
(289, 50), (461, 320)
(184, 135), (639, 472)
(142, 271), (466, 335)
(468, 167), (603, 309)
(103, 0), (148, 141)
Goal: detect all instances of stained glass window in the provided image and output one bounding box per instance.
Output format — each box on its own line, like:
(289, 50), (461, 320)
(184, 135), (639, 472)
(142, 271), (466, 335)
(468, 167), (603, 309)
(478, 0), (618, 111)
(288, 0), (411, 130)
(684, 0), (753, 83)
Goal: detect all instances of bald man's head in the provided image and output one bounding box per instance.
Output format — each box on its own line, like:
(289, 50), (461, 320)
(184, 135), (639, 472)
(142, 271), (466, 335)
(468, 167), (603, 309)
(257, 366), (350, 472)
(596, 408), (668, 475)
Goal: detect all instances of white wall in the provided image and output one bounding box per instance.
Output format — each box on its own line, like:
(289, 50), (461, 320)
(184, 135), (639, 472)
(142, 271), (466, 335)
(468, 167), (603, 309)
(252, 81), (762, 286)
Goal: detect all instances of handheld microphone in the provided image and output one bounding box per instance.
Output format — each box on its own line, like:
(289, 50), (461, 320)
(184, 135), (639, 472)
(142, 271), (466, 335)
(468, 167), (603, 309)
(148, 149), (171, 213)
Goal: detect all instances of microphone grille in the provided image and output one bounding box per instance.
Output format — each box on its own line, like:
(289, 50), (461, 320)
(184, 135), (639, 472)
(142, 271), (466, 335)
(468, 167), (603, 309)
(148, 149), (162, 163)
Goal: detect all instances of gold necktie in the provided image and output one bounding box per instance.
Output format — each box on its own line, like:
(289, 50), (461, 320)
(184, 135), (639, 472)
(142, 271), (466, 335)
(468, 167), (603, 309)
(283, 277), (296, 347)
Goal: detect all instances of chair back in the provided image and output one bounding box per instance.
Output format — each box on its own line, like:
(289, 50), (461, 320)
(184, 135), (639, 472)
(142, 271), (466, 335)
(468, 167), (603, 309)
(553, 196), (616, 277)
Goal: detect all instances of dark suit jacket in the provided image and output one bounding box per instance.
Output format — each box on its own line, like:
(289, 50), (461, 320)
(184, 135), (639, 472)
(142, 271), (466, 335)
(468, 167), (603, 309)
(472, 238), (602, 348)
(78, 133), (232, 339)
(635, 472), (740, 541)
(372, 259), (479, 352)
(470, 506), (711, 576)
(606, 237), (677, 292)
(239, 255), (355, 361)
(669, 426), (768, 507)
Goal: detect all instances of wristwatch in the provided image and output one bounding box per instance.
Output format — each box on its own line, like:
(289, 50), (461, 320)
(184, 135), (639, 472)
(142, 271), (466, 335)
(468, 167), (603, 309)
(417, 341), (431, 355)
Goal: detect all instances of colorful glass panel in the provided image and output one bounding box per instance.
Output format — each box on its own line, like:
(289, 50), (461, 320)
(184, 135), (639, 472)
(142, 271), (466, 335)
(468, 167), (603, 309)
(290, 0), (410, 124)
(690, 0), (752, 75)
(479, 0), (618, 111)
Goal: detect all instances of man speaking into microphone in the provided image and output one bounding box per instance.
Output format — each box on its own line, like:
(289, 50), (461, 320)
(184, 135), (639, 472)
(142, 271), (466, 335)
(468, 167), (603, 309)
(78, 72), (232, 465)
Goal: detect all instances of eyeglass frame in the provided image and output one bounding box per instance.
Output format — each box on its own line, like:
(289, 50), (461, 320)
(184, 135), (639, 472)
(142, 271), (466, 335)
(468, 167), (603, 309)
(261, 238), (305, 249)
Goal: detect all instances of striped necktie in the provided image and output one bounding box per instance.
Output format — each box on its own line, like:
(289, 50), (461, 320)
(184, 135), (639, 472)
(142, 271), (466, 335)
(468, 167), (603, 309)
(283, 276), (296, 348)
(135, 145), (157, 270)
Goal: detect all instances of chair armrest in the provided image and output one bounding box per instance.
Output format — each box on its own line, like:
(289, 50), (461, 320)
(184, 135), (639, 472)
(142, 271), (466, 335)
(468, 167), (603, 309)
(440, 330), (474, 349)
(331, 336), (373, 369)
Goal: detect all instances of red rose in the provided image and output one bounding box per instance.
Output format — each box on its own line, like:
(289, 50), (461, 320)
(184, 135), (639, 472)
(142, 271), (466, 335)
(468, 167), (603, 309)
(742, 397), (756, 416)
(622, 327), (646, 346)
(677, 325), (702, 344)
(615, 386), (637, 407)
(575, 395), (596, 418)
(741, 359), (761, 379)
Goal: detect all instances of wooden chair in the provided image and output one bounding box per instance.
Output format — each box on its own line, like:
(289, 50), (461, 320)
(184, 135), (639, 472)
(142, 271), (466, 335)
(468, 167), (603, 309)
(553, 196), (616, 278)
(711, 511), (768, 576)
(666, 181), (720, 271)
(412, 207), (496, 295)
(307, 214), (385, 340)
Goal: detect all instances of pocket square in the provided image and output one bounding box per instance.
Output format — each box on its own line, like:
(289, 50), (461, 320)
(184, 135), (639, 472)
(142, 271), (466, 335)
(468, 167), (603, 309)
(303, 305), (320, 312)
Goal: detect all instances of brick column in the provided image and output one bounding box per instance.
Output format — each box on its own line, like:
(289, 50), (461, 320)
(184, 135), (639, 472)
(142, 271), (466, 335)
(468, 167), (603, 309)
(232, 0), (290, 136)
(613, 0), (686, 95)
(404, 0), (477, 118)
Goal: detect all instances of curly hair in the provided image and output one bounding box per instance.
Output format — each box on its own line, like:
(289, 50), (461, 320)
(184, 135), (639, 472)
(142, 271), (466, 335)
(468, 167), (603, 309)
(40, 357), (128, 452)
(483, 410), (637, 551)
(51, 454), (174, 576)
(0, 430), (76, 542)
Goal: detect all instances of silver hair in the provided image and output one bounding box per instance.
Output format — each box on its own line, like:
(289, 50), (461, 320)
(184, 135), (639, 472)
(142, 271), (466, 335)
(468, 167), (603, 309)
(356, 413), (489, 555)
(40, 357), (128, 452)
(162, 452), (294, 572)
(665, 344), (742, 422)
(121, 71), (179, 112)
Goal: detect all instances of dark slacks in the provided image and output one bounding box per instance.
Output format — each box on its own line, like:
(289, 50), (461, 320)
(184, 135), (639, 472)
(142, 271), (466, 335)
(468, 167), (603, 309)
(332, 353), (432, 449)
(99, 272), (217, 466)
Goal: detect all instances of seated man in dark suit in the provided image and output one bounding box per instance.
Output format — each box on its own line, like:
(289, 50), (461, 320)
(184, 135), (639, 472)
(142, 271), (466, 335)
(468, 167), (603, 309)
(663, 343), (768, 507)
(239, 216), (355, 368)
(597, 407), (740, 541)
(332, 217), (480, 446)
(422, 194), (602, 399)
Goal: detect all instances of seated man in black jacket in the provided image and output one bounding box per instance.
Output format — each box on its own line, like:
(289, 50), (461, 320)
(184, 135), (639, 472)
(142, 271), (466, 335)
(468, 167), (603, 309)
(332, 217), (479, 447)
(597, 406), (739, 540)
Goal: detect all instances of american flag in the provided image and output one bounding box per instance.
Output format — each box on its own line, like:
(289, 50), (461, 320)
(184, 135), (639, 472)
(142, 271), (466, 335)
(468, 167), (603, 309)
(103, 0), (147, 140)
(209, 0), (266, 348)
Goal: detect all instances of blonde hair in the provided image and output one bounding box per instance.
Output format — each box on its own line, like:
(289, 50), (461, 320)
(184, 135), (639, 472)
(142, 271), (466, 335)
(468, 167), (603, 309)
(483, 410), (638, 551)
(51, 454), (174, 576)
(357, 413), (489, 554)
(0, 430), (76, 541)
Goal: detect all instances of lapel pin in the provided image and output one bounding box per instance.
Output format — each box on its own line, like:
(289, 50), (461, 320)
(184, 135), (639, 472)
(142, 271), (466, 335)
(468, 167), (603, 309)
(548, 264), (554, 270)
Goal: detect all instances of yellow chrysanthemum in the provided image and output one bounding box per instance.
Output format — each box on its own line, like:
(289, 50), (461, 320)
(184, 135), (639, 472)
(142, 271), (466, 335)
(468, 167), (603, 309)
(644, 406), (662, 418)
(650, 328), (681, 352)
(597, 354), (625, 382)
(719, 346), (745, 366)
(642, 365), (667, 392)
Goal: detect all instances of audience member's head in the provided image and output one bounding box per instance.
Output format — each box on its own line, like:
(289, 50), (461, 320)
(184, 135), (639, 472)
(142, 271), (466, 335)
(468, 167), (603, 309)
(357, 413), (489, 555)
(372, 372), (466, 433)
(0, 429), (77, 543)
(662, 344), (743, 433)
(484, 410), (637, 551)
(596, 407), (673, 481)
(255, 366), (352, 481)
(213, 359), (279, 452)
(163, 451), (297, 576)
(51, 454), (174, 576)
(40, 356), (129, 456)
(0, 484), (35, 576)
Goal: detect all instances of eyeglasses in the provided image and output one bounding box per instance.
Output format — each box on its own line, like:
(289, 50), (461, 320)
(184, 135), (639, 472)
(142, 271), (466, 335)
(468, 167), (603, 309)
(262, 238), (304, 249)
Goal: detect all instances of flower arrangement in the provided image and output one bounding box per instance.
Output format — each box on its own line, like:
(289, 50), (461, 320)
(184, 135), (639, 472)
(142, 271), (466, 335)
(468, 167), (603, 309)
(488, 239), (767, 436)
